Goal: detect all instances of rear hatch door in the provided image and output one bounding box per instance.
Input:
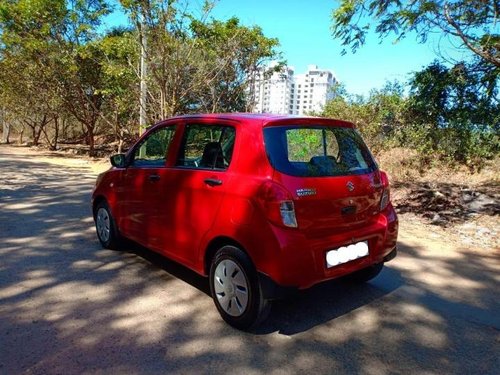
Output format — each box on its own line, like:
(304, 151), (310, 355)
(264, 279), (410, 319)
(263, 122), (383, 236)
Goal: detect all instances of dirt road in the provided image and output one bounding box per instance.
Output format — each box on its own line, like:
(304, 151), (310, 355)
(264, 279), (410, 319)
(0, 145), (498, 374)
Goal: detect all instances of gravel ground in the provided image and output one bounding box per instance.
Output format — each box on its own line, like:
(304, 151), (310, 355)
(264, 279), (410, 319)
(0, 144), (499, 374)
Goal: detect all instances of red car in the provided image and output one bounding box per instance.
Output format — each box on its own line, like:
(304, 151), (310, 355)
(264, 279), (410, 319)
(92, 114), (398, 329)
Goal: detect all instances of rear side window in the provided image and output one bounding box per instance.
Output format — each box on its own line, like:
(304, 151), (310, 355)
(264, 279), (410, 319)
(176, 124), (235, 170)
(263, 126), (377, 177)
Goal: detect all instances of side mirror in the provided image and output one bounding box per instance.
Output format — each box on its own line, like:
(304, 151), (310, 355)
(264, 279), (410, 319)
(110, 154), (127, 168)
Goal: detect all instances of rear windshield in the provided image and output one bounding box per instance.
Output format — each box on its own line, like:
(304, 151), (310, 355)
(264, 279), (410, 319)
(263, 125), (377, 177)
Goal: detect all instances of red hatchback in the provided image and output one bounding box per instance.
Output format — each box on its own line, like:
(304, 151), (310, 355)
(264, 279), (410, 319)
(92, 114), (398, 329)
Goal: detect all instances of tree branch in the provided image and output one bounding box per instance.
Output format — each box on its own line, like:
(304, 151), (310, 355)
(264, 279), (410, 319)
(443, 3), (500, 67)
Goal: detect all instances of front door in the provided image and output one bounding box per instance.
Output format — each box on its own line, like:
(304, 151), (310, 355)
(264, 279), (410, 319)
(119, 124), (177, 250)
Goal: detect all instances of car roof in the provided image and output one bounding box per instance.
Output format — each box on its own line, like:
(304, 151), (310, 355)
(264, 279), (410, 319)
(166, 113), (354, 128)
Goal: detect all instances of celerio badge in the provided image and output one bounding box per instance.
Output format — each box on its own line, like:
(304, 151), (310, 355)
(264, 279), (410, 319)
(296, 188), (317, 197)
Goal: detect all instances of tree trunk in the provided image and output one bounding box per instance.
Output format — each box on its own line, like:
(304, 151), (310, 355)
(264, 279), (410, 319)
(114, 110), (125, 154)
(160, 86), (166, 125)
(114, 109), (119, 145)
(34, 125), (44, 146)
(19, 127), (24, 145)
(2, 120), (10, 144)
(87, 125), (95, 156)
(118, 137), (124, 154)
(42, 116), (60, 150)
(29, 115), (47, 146)
(52, 116), (59, 150)
(61, 117), (68, 140)
(32, 126), (39, 146)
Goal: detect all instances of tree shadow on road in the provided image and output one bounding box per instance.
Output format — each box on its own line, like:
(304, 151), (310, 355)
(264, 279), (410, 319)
(1, 153), (498, 374)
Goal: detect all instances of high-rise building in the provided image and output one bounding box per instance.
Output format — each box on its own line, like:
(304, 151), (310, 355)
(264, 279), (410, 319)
(292, 65), (336, 115)
(251, 64), (336, 115)
(252, 65), (295, 115)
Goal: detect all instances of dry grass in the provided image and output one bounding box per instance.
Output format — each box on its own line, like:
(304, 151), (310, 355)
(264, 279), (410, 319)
(376, 148), (499, 249)
(377, 147), (500, 186)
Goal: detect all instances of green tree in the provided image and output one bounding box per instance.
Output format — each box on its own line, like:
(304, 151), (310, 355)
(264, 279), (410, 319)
(190, 17), (281, 113)
(331, 0), (499, 167)
(120, 0), (281, 121)
(0, 0), (67, 146)
(1, 0), (282, 152)
(320, 81), (407, 151)
(57, 0), (113, 154)
(121, 0), (210, 120)
(405, 60), (500, 164)
(98, 28), (140, 151)
(0, 0), (115, 154)
(331, 0), (499, 67)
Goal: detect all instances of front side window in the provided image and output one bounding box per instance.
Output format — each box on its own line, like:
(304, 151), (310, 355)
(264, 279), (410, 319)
(132, 126), (176, 167)
(176, 124), (235, 170)
(264, 125), (376, 177)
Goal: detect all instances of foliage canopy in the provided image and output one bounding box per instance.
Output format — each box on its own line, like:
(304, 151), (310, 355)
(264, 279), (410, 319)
(331, 0), (500, 68)
(0, 0), (282, 153)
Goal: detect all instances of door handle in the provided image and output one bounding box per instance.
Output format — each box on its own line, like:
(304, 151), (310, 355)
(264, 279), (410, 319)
(204, 178), (222, 187)
(148, 174), (160, 182)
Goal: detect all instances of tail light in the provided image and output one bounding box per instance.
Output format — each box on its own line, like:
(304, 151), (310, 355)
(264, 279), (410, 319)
(380, 188), (390, 211)
(379, 171), (390, 211)
(258, 181), (298, 228)
(279, 201), (298, 228)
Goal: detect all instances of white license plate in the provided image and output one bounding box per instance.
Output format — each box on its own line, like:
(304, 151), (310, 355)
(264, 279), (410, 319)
(326, 241), (369, 268)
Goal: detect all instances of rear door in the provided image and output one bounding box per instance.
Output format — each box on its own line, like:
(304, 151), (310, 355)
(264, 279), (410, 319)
(165, 122), (236, 266)
(263, 124), (383, 236)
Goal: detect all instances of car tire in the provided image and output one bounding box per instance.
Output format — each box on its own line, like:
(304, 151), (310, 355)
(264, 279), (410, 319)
(348, 263), (384, 283)
(209, 245), (270, 330)
(94, 201), (121, 250)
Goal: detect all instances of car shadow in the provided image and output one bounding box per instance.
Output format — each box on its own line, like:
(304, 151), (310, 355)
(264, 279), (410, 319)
(122, 240), (404, 335)
(256, 266), (404, 335)
(123, 240), (211, 296)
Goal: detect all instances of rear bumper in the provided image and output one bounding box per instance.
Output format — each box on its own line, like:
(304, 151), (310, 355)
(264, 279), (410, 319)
(259, 272), (298, 300)
(258, 204), (399, 291)
(260, 245), (398, 300)
(383, 246), (397, 262)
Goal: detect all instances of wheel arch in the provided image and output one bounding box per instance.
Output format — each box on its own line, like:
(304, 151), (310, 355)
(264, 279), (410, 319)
(92, 195), (107, 218)
(203, 236), (252, 276)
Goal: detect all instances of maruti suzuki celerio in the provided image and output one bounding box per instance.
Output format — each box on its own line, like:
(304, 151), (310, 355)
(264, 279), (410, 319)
(92, 114), (398, 329)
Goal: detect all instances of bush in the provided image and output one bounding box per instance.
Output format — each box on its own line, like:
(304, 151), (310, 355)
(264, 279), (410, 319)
(319, 61), (499, 172)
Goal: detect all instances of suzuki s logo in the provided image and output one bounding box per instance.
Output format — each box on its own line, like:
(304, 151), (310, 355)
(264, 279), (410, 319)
(346, 181), (355, 192)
